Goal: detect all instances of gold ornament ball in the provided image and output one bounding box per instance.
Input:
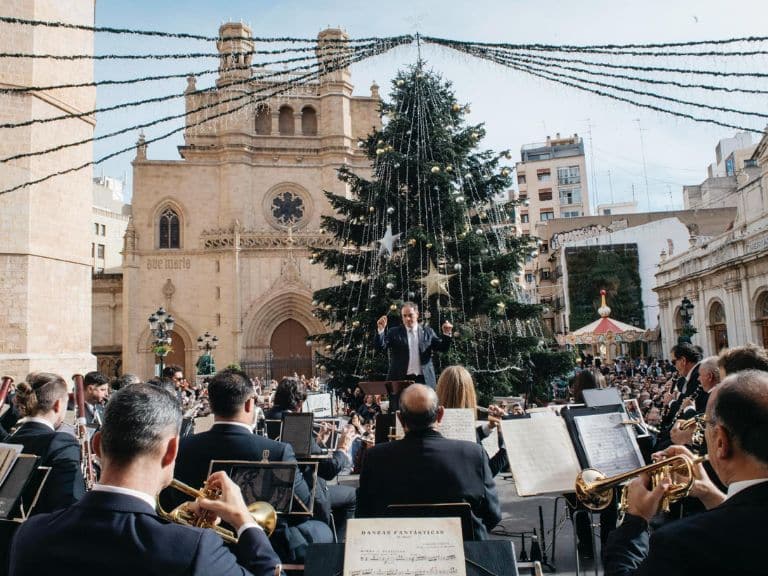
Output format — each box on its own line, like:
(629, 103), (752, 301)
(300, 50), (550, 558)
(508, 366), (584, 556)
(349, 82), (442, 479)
(389, 304), (398, 311)
(445, 164), (453, 172)
(408, 238), (417, 247)
(490, 278), (500, 287)
(369, 206), (375, 212)
(397, 79), (405, 86)
(501, 168), (511, 176)
(431, 165), (440, 174)
(426, 243), (433, 249)
(352, 321), (360, 327)
(452, 103), (461, 112)
(471, 132), (479, 139)
(376, 148), (385, 155)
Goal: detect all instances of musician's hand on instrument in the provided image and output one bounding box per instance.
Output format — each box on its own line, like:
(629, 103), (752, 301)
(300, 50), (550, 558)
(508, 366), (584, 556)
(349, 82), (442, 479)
(657, 446), (725, 509)
(488, 404), (506, 418)
(670, 420), (695, 446)
(488, 415), (501, 430)
(376, 315), (388, 332)
(681, 396), (695, 411)
(441, 320), (453, 336)
(625, 472), (669, 522)
(196, 471), (252, 531)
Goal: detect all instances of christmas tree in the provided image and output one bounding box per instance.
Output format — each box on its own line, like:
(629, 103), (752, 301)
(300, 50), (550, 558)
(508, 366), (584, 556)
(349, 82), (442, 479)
(311, 64), (572, 402)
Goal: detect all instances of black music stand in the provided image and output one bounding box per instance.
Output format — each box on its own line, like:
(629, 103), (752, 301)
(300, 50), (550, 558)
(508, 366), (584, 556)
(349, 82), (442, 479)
(358, 380), (413, 414)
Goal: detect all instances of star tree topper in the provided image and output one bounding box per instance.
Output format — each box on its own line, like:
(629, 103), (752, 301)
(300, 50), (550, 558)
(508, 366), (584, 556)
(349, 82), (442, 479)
(419, 260), (454, 298)
(377, 224), (401, 258)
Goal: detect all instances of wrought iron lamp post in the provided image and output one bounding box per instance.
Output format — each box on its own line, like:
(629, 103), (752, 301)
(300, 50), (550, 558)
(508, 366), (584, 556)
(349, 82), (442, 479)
(679, 296), (695, 343)
(196, 331), (218, 376)
(148, 306), (175, 376)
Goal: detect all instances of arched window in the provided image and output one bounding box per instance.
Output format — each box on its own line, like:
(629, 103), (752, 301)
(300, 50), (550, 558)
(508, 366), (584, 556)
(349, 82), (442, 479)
(301, 106), (317, 135)
(158, 207), (180, 249)
(674, 306), (684, 341)
(278, 105), (294, 135)
(709, 301), (728, 352)
(757, 292), (768, 348)
(255, 105), (271, 135)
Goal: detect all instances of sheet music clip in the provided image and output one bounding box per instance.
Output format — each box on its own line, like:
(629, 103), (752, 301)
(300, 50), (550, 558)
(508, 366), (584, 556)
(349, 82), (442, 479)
(261, 449), (270, 463)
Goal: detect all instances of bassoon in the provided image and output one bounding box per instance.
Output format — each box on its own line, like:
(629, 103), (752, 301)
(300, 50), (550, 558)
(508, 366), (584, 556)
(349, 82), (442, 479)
(73, 374), (95, 490)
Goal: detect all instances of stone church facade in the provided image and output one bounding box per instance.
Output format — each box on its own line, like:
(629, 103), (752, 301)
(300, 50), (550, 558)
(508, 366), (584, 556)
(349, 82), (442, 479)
(122, 23), (380, 379)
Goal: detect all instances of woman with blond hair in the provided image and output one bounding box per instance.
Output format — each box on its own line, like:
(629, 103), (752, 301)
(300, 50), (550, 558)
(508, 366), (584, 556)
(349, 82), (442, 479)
(436, 365), (508, 476)
(9, 372), (85, 513)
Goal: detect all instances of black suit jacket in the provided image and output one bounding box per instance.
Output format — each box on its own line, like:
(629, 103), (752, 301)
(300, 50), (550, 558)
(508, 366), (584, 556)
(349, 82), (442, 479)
(375, 324), (451, 388)
(356, 429), (501, 539)
(9, 490), (280, 576)
(605, 481), (768, 576)
(8, 421), (85, 514)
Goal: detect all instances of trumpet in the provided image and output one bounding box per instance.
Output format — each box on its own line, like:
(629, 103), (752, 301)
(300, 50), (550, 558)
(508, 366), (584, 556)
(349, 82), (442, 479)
(575, 453), (708, 513)
(157, 479), (277, 543)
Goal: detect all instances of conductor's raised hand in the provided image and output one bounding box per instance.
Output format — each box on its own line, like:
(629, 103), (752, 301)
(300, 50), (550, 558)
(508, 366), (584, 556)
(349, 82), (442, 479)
(441, 320), (453, 336)
(377, 315), (388, 332)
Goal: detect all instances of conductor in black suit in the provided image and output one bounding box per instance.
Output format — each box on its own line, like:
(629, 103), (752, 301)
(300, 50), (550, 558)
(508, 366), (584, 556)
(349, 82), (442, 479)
(10, 383), (282, 576)
(375, 302), (452, 411)
(356, 384), (501, 540)
(8, 372), (85, 514)
(605, 369), (768, 576)
(169, 369), (333, 561)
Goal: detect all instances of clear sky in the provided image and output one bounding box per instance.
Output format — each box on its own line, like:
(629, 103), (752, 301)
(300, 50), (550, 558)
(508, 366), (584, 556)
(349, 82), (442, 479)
(92, 0), (768, 211)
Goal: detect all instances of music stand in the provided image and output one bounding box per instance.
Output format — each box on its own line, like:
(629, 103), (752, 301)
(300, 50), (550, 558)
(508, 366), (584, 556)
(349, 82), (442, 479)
(281, 413), (314, 458)
(358, 381), (413, 414)
(208, 460), (299, 515)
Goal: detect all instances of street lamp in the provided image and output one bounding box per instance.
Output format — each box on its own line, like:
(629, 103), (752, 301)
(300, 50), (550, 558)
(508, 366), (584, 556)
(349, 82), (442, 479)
(679, 296), (695, 343)
(196, 331), (219, 376)
(148, 306), (175, 376)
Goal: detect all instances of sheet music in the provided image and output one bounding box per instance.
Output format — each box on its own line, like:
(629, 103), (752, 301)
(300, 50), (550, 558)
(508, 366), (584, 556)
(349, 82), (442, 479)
(344, 518), (466, 576)
(501, 417), (582, 496)
(574, 411), (645, 477)
(395, 409), (476, 443)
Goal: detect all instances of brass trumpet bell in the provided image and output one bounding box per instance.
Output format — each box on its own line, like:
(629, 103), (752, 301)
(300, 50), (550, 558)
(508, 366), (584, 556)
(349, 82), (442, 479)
(575, 453), (707, 512)
(157, 479), (277, 542)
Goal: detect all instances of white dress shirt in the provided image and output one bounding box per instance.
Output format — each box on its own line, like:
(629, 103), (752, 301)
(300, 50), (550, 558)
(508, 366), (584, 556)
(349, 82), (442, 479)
(726, 478), (768, 499)
(406, 326), (421, 376)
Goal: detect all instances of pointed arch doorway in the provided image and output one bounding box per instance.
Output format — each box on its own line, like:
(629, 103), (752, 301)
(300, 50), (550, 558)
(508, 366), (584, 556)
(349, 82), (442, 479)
(270, 319), (312, 379)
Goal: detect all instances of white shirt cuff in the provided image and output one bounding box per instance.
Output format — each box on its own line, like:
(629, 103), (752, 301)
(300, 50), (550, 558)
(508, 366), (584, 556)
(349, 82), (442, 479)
(237, 521), (264, 539)
(377, 329), (385, 335)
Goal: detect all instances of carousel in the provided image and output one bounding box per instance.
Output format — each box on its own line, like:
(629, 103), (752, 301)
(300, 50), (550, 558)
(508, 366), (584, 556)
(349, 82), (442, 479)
(556, 290), (657, 363)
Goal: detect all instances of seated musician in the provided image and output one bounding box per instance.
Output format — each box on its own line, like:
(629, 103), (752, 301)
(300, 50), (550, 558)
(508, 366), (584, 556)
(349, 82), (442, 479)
(266, 377), (356, 541)
(435, 365), (508, 476)
(605, 370), (768, 576)
(8, 372), (85, 513)
(167, 368), (334, 561)
(357, 383), (501, 540)
(10, 383), (281, 576)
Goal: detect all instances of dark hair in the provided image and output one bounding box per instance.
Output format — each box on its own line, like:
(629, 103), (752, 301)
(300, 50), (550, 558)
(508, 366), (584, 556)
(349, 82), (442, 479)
(571, 370), (600, 403)
(84, 371), (109, 388)
(717, 344), (768, 375)
(100, 384), (181, 465)
(671, 343), (702, 364)
(399, 386), (439, 432)
(711, 370), (768, 465)
(162, 365), (183, 379)
(112, 373), (141, 391)
(273, 377), (307, 410)
(15, 372), (68, 417)
(208, 368), (253, 418)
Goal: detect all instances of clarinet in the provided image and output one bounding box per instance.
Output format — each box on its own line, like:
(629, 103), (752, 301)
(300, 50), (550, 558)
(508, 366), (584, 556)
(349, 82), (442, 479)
(73, 374), (95, 490)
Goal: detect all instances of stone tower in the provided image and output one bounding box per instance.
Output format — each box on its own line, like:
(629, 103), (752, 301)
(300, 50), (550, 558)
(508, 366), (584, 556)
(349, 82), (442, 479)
(0, 1), (97, 381)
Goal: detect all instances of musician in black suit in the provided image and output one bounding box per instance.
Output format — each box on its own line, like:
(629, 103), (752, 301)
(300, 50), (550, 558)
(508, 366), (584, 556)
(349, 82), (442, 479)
(605, 370), (768, 576)
(10, 383), (281, 576)
(357, 384), (501, 540)
(375, 302), (453, 390)
(659, 343), (703, 446)
(8, 372), (85, 514)
(169, 369), (333, 561)
(82, 371), (109, 428)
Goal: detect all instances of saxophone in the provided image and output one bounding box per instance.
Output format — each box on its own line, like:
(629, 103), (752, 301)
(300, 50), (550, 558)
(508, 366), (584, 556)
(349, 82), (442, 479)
(73, 374), (96, 490)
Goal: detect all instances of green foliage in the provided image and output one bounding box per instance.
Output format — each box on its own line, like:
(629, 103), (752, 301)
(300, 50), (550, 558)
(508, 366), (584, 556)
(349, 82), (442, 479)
(310, 65), (573, 398)
(566, 244), (644, 329)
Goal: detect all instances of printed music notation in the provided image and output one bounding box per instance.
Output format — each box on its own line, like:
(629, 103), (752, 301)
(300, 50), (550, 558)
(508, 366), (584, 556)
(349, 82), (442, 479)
(344, 518), (466, 576)
(395, 408), (476, 443)
(574, 411), (644, 477)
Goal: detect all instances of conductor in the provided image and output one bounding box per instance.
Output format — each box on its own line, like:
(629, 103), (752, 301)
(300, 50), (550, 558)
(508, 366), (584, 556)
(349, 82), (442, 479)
(375, 302), (452, 410)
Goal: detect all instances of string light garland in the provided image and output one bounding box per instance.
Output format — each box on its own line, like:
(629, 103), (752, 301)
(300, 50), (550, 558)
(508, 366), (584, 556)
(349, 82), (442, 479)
(0, 38), (406, 194)
(0, 38), (407, 165)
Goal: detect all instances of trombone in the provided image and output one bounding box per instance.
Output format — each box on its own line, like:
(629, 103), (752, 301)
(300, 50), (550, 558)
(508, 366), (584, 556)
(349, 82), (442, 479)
(575, 453), (707, 513)
(157, 479), (277, 543)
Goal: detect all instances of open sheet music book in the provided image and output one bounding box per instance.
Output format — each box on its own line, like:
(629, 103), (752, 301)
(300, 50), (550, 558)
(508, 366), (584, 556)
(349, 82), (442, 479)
(502, 404), (644, 496)
(0, 444), (23, 488)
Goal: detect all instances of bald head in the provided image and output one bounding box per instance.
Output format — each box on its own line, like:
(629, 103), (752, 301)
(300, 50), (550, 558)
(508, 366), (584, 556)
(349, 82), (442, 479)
(399, 384), (440, 432)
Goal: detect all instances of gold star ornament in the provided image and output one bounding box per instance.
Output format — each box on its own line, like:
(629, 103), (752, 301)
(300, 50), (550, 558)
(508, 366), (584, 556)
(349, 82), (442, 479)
(418, 260), (454, 298)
